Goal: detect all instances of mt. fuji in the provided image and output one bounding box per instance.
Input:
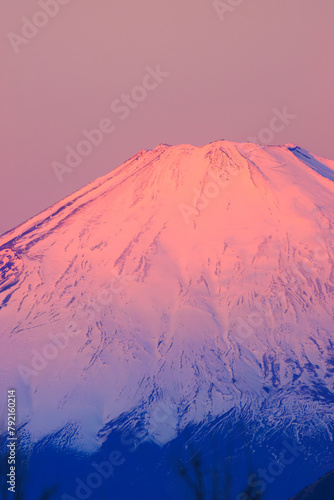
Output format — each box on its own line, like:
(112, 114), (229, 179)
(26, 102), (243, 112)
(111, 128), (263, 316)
(0, 141), (333, 500)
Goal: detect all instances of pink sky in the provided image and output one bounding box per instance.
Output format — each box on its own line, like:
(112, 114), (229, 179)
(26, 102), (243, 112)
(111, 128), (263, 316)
(1, 0), (334, 235)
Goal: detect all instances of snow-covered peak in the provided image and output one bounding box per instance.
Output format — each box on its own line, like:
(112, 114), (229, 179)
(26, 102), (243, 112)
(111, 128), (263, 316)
(0, 141), (333, 449)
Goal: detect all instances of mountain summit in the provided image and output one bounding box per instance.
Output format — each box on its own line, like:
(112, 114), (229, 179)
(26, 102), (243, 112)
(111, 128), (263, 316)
(0, 141), (334, 499)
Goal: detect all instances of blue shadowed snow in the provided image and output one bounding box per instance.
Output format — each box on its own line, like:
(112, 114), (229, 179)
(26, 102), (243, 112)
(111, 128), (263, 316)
(288, 146), (334, 181)
(2, 413), (334, 500)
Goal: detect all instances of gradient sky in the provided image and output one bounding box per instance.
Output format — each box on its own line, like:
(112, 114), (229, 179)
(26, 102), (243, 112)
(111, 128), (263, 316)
(1, 0), (334, 235)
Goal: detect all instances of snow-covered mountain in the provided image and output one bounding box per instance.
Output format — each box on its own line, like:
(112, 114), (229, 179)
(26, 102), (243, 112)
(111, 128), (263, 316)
(0, 141), (334, 499)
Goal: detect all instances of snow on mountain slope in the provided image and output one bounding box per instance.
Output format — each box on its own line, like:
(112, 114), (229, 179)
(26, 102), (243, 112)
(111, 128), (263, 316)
(0, 140), (333, 450)
(288, 145), (334, 182)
